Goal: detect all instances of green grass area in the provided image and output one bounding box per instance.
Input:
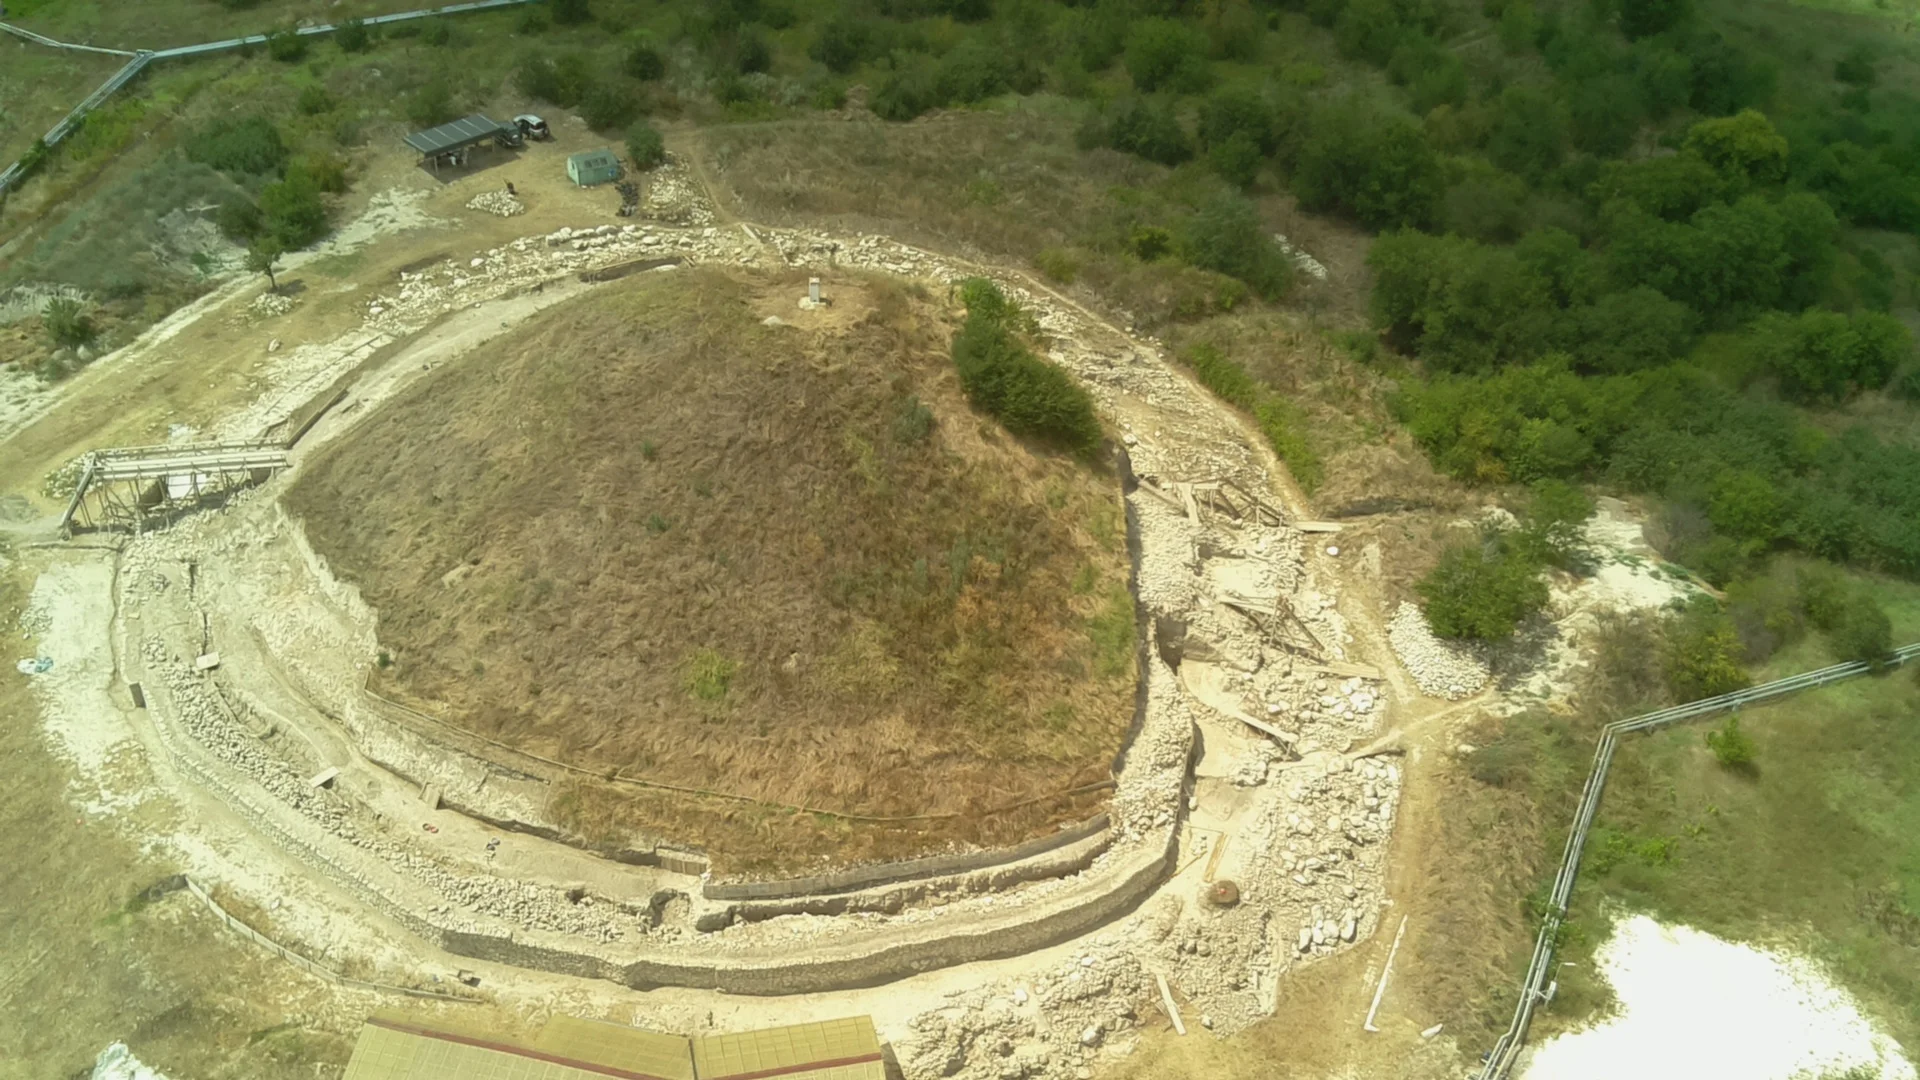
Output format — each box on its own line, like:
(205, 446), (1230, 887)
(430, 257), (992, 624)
(1552, 662), (1920, 1050)
(1478, 569), (1920, 1048)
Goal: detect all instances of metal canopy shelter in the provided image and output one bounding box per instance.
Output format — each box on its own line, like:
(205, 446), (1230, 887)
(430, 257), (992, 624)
(404, 114), (515, 171)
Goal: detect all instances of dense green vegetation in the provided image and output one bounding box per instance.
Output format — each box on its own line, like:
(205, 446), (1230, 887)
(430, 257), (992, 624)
(7, 0), (1920, 608)
(953, 278), (1103, 453)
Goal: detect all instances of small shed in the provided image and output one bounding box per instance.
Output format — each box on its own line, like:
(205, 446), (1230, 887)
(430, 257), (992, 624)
(567, 148), (622, 187)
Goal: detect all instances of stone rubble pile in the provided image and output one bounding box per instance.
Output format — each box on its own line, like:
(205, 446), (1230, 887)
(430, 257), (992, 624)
(1387, 601), (1490, 700)
(465, 190), (527, 217)
(640, 154), (715, 225)
(249, 292), (296, 318)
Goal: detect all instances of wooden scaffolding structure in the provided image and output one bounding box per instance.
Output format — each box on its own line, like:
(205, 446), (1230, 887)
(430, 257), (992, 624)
(59, 441), (289, 536)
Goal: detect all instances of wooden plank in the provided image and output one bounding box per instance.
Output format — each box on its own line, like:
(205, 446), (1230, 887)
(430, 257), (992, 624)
(1157, 973), (1187, 1036)
(1301, 661), (1383, 680)
(1135, 479), (1186, 512)
(1293, 520), (1344, 533)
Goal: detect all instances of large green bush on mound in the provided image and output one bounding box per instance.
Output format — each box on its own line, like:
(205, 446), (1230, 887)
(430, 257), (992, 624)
(952, 280), (1101, 454)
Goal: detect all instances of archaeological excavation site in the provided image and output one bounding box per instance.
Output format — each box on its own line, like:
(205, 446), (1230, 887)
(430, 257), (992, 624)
(7, 150), (1419, 1080)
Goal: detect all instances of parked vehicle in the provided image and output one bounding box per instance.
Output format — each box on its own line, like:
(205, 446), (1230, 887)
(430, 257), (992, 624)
(514, 114), (552, 141)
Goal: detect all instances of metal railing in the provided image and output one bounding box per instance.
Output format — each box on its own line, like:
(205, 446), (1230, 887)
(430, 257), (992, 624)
(1476, 641), (1920, 1078)
(0, 0), (542, 195)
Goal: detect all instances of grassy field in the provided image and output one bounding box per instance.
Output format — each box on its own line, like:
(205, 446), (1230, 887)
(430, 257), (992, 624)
(1486, 575), (1920, 1051)
(285, 266), (1135, 873)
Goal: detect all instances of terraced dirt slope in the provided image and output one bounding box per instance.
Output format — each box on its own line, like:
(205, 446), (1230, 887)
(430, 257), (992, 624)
(286, 266), (1135, 869)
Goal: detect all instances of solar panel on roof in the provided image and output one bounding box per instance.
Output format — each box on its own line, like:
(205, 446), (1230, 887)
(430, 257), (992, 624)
(404, 114), (510, 155)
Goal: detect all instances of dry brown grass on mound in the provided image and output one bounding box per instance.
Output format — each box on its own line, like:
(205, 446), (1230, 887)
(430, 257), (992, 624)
(286, 267), (1136, 871)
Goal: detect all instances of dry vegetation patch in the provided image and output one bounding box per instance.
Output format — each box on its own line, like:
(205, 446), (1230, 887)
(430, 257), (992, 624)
(286, 267), (1135, 871)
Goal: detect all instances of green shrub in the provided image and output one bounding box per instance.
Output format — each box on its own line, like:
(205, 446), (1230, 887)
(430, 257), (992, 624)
(810, 11), (881, 73)
(407, 80), (459, 130)
(682, 647), (738, 701)
(1704, 716), (1755, 768)
(582, 85), (640, 132)
(551, 0), (591, 25)
(1255, 398), (1324, 491)
(518, 54), (597, 107)
(1417, 538), (1549, 642)
(1124, 17), (1211, 93)
(1181, 344), (1259, 410)
(1034, 248), (1081, 284)
(41, 297), (96, 350)
(420, 19), (453, 47)
(1082, 96), (1192, 166)
(1665, 600), (1751, 701)
(893, 396), (935, 444)
(217, 197), (264, 242)
(1126, 225), (1176, 261)
(185, 116), (289, 178)
(296, 86), (335, 116)
(259, 165), (330, 249)
(266, 27), (308, 63)
(1179, 193), (1292, 300)
(1293, 103), (1442, 230)
(1208, 132), (1263, 189)
(626, 122), (666, 170)
(626, 39), (666, 81)
(334, 17), (371, 53)
(952, 282), (1101, 453)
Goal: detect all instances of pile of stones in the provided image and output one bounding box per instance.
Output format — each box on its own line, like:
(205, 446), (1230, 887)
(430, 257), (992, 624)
(465, 191), (526, 218)
(1387, 600), (1490, 699)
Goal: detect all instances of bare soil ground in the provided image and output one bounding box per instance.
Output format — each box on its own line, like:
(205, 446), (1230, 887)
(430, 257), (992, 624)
(283, 266), (1134, 871)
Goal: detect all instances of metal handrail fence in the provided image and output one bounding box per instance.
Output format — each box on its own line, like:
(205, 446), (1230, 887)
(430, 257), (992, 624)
(0, 0), (542, 195)
(1476, 641), (1920, 1078)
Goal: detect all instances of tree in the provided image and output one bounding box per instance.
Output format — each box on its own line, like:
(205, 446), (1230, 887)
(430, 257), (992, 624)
(1124, 18), (1211, 94)
(626, 121), (666, 170)
(1591, 152), (1725, 221)
(1366, 230), (1556, 369)
(1487, 85), (1569, 180)
(1619, 0), (1691, 39)
(1208, 132), (1263, 189)
(1292, 104), (1442, 230)
(1753, 310), (1911, 404)
(247, 241), (284, 293)
(1416, 537), (1550, 642)
(551, 0), (591, 25)
(810, 12), (877, 74)
(1087, 96), (1193, 166)
(1684, 109), (1788, 187)
(334, 17), (371, 53)
(1198, 86), (1279, 154)
(1179, 194), (1293, 299)
(259, 166), (329, 249)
